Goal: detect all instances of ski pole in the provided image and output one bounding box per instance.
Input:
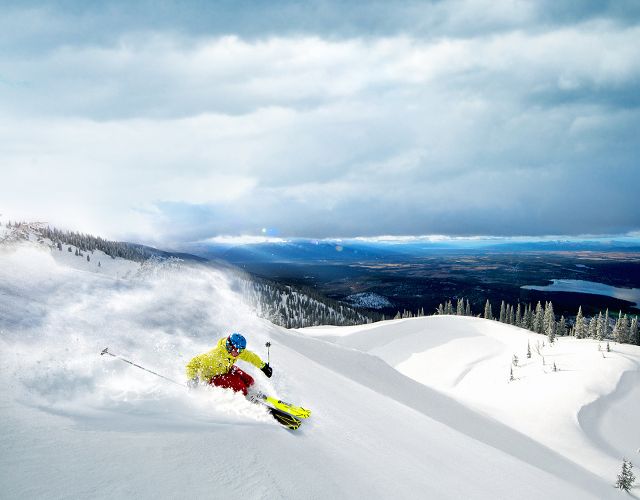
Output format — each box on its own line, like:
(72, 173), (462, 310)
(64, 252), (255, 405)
(100, 347), (185, 387)
(265, 342), (271, 365)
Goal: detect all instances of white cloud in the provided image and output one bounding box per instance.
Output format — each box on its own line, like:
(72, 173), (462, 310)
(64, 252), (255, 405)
(1, 19), (639, 241)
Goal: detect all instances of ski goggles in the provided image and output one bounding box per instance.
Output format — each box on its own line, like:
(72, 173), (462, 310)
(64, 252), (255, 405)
(226, 341), (244, 356)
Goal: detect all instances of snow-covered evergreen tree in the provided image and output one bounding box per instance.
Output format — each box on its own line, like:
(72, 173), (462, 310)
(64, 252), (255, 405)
(524, 304), (533, 330)
(544, 302), (555, 342)
(631, 316), (639, 345)
(588, 317), (597, 339)
(616, 459), (635, 492)
(612, 311), (632, 344)
(574, 306), (585, 339)
(456, 298), (464, 316)
(515, 303), (522, 327)
(533, 301), (544, 334)
(558, 316), (567, 337)
(484, 300), (492, 320)
(499, 301), (506, 323)
(595, 311), (604, 341)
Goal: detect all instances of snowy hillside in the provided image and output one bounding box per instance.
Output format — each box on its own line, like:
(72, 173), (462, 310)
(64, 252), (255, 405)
(302, 316), (640, 494)
(0, 238), (635, 498)
(0, 221), (375, 328)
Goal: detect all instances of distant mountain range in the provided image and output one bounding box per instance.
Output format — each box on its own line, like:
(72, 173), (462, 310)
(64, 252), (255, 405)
(180, 238), (640, 265)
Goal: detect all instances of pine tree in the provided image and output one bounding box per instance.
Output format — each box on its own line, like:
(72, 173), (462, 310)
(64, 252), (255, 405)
(508, 305), (515, 325)
(603, 309), (610, 339)
(484, 300), (492, 320)
(500, 301), (506, 323)
(595, 311), (604, 341)
(465, 299), (471, 317)
(512, 354), (518, 367)
(533, 302), (544, 333)
(523, 304), (533, 330)
(558, 316), (567, 336)
(614, 313), (630, 344)
(527, 340), (531, 359)
(456, 298), (464, 316)
(631, 316), (639, 345)
(574, 306), (585, 339)
(616, 459), (635, 492)
(515, 303), (522, 327)
(544, 302), (556, 343)
(588, 317), (597, 339)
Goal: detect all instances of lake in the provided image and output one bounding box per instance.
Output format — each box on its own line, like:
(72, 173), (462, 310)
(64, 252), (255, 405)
(522, 279), (640, 308)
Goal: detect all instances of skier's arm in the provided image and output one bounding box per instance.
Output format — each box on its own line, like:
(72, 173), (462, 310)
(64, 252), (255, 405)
(238, 349), (266, 370)
(185, 356), (201, 380)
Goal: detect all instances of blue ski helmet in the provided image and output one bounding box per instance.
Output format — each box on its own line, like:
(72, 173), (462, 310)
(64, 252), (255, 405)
(226, 332), (247, 353)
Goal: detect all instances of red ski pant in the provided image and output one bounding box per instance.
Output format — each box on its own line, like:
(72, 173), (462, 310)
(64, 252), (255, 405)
(208, 366), (254, 396)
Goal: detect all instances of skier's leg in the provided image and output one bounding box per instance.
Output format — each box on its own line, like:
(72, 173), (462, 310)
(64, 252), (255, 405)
(230, 366), (255, 389)
(209, 372), (248, 395)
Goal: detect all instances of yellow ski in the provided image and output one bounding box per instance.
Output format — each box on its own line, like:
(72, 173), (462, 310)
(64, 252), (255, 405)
(259, 394), (312, 419)
(268, 407), (302, 430)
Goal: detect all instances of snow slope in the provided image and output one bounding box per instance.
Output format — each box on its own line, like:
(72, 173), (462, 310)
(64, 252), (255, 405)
(302, 316), (640, 492)
(0, 239), (630, 498)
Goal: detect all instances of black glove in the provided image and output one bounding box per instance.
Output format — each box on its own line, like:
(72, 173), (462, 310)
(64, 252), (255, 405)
(261, 363), (273, 378)
(187, 377), (200, 389)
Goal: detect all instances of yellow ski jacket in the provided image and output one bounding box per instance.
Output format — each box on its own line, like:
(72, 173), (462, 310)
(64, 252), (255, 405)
(185, 337), (266, 381)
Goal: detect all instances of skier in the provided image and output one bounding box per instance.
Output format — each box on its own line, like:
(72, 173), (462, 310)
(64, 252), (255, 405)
(186, 333), (272, 395)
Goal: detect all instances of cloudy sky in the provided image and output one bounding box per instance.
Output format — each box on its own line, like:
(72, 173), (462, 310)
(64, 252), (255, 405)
(1, 0), (639, 245)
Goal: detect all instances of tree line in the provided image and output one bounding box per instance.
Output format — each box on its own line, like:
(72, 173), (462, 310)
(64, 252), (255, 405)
(5, 221), (170, 263)
(241, 278), (382, 328)
(434, 297), (639, 346)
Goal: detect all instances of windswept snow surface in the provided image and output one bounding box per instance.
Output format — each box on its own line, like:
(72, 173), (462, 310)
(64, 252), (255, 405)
(0, 239), (627, 498)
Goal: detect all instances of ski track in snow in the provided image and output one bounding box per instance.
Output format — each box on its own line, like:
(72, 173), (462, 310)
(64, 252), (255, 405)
(0, 239), (637, 498)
